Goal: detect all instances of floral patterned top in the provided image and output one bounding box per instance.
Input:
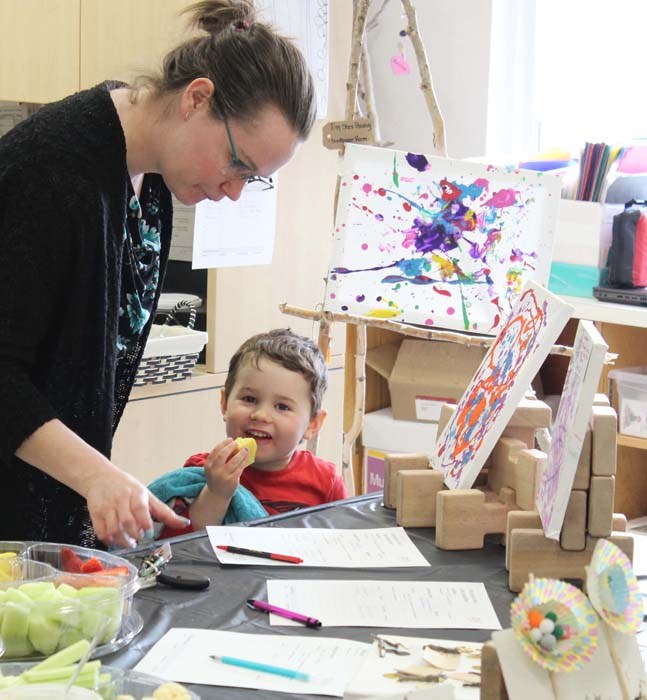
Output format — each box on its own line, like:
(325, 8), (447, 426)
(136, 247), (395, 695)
(117, 175), (163, 361)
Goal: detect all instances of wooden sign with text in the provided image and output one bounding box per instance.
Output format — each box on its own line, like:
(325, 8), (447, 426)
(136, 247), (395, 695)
(322, 119), (375, 150)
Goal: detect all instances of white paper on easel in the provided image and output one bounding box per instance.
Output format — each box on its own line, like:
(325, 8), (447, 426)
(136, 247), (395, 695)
(192, 182), (277, 269)
(536, 320), (607, 539)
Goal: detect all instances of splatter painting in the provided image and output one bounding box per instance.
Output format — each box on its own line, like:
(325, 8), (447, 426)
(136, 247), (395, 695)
(431, 281), (572, 489)
(537, 320), (607, 540)
(325, 144), (560, 333)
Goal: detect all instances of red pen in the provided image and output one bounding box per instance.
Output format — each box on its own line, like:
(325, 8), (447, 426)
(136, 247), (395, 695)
(216, 545), (303, 564)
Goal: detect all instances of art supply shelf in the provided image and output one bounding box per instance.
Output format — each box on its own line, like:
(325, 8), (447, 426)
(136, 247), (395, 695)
(563, 294), (647, 328)
(617, 434), (647, 451)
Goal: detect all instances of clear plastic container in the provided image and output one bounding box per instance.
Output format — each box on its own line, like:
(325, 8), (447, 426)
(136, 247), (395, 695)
(0, 547), (137, 659)
(608, 366), (647, 438)
(25, 544), (139, 600)
(0, 559), (57, 589)
(0, 663), (201, 699)
(0, 545), (30, 587)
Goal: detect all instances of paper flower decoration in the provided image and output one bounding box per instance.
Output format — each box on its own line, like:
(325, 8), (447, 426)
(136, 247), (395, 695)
(586, 538), (642, 634)
(511, 577), (598, 672)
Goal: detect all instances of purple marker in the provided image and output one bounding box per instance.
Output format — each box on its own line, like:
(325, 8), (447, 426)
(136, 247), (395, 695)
(247, 599), (322, 628)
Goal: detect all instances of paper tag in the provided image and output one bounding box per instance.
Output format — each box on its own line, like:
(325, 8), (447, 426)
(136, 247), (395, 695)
(322, 119), (375, 150)
(620, 398), (647, 438)
(415, 396), (455, 422)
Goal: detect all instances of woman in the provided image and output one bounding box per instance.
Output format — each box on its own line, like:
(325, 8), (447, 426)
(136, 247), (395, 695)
(0, 0), (316, 548)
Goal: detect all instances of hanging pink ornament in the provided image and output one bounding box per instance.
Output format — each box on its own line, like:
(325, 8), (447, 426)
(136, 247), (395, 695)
(390, 44), (410, 75)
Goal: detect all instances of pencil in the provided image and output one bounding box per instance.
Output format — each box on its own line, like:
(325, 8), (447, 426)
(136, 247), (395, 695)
(211, 654), (310, 681)
(216, 545), (303, 564)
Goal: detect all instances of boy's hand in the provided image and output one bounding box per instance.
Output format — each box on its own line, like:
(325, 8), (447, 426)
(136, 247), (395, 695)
(203, 438), (250, 500)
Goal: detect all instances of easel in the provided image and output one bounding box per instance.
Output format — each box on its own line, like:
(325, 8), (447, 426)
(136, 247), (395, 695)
(281, 1), (583, 495)
(282, 0), (448, 495)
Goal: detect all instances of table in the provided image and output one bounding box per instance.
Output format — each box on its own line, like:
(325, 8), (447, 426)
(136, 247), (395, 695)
(105, 494), (515, 699)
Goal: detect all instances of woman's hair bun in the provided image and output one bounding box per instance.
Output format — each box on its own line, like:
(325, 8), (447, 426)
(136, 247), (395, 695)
(185, 0), (256, 36)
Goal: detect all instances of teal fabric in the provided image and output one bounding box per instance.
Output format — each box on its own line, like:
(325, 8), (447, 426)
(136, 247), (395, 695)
(148, 467), (268, 524)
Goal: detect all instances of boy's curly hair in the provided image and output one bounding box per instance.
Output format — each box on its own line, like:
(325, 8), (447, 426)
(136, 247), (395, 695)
(224, 329), (328, 417)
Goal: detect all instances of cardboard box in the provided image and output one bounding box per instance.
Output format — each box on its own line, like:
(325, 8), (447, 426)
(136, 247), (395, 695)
(361, 407), (438, 493)
(365, 339), (485, 422)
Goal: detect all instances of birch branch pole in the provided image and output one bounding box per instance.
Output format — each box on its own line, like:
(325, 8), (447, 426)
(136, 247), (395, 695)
(400, 0), (446, 156)
(346, 0), (371, 120)
(341, 323), (367, 495)
(280, 303), (618, 365)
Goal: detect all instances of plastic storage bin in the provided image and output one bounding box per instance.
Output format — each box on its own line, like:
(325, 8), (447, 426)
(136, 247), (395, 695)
(608, 366), (647, 439)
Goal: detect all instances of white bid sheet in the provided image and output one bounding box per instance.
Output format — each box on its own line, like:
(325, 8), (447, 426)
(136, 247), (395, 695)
(207, 526), (430, 568)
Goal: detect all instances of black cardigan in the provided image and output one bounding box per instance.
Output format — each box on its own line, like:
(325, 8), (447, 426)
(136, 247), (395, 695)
(0, 84), (172, 545)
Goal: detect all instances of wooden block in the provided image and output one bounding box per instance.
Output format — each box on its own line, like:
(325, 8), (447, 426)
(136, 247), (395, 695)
(480, 641), (509, 700)
(594, 392), (610, 406)
(499, 486), (517, 506)
(395, 469), (445, 527)
(505, 511), (541, 569)
(435, 488), (517, 550)
(560, 490), (587, 551)
(501, 425), (536, 448)
(508, 528), (634, 592)
(504, 512), (627, 571)
(612, 513), (627, 532)
(488, 438), (525, 493)
(437, 403), (457, 438)
(590, 405), (617, 476)
(588, 475), (615, 537)
(512, 449), (545, 511)
(506, 397), (552, 428)
(383, 452), (429, 509)
(572, 426), (592, 490)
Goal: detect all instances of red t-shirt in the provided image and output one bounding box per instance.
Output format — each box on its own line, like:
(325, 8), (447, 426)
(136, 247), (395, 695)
(182, 449), (347, 516)
(158, 450), (347, 538)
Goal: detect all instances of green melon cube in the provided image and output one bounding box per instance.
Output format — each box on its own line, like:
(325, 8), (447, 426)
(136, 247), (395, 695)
(27, 613), (61, 656)
(19, 582), (59, 601)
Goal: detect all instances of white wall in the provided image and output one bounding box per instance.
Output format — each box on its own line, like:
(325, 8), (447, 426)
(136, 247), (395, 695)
(366, 0), (493, 159)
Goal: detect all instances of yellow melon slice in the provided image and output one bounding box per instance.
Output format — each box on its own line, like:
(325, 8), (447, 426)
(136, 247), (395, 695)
(235, 437), (257, 466)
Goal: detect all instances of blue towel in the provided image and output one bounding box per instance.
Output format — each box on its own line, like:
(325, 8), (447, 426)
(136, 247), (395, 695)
(148, 467), (268, 524)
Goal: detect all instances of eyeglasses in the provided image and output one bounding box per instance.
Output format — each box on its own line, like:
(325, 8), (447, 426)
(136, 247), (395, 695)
(220, 111), (275, 191)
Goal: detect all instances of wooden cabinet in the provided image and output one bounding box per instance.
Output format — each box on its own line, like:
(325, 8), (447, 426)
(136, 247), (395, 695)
(0, 0), (192, 103)
(80, 1), (191, 89)
(0, 0), (80, 103)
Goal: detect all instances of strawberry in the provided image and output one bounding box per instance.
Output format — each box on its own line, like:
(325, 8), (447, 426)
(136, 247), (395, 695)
(79, 557), (104, 574)
(60, 546), (83, 573)
(99, 566), (130, 577)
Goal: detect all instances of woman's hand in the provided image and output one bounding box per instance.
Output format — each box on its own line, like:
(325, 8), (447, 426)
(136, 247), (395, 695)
(15, 419), (189, 548)
(83, 468), (189, 548)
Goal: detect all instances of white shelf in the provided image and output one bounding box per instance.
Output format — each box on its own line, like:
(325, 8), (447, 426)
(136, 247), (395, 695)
(561, 295), (647, 329)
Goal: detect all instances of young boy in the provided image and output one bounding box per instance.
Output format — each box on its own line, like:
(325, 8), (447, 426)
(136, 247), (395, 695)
(150, 329), (347, 537)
